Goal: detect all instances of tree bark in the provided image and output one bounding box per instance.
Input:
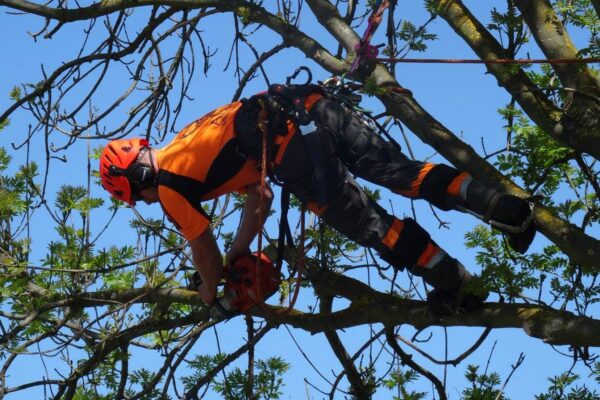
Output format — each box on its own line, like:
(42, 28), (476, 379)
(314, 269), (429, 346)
(515, 0), (600, 160)
(258, 266), (600, 347)
(432, 0), (600, 160)
(17, 273), (600, 348)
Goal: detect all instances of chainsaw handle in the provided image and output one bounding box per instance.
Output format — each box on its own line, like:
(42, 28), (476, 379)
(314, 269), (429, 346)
(209, 297), (237, 320)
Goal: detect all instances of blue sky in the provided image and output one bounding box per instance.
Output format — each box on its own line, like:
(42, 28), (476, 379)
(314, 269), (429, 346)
(1, 1), (597, 399)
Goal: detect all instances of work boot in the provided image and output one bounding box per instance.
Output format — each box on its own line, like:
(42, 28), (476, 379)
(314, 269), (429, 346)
(426, 274), (488, 316)
(457, 179), (536, 254)
(413, 253), (488, 316)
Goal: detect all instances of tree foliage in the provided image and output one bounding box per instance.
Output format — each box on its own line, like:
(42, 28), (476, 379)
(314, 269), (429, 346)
(0, 0), (599, 398)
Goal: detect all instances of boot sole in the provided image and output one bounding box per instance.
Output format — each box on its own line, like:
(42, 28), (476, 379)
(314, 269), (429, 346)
(506, 221), (537, 254)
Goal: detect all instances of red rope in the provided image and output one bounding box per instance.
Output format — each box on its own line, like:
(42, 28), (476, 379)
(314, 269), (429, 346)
(253, 100), (270, 315)
(256, 102), (269, 259)
(348, 0), (598, 73)
(377, 57), (600, 65)
(349, 0), (391, 74)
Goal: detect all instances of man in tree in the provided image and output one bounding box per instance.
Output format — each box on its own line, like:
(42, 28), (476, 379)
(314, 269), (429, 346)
(99, 83), (536, 313)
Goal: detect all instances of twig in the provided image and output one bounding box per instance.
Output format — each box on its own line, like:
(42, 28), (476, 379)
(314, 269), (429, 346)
(385, 328), (447, 400)
(494, 353), (525, 400)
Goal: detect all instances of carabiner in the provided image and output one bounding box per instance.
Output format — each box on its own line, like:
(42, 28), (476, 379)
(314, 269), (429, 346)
(286, 66), (313, 86)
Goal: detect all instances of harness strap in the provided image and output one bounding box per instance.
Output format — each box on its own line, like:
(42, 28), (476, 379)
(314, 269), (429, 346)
(264, 84), (331, 206)
(298, 121), (329, 206)
(457, 199), (535, 234)
(277, 186), (293, 271)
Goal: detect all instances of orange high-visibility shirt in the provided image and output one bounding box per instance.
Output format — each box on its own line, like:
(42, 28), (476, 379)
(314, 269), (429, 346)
(157, 102), (260, 241)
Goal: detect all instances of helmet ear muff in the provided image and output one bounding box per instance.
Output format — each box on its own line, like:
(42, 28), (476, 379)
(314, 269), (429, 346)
(108, 163), (155, 187)
(128, 163), (156, 186)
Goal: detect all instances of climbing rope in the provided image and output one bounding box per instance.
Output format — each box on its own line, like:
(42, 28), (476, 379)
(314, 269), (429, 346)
(253, 98), (304, 316)
(377, 57), (600, 65)
(349, 0), (598, 74)
(349, 0), (391, 75)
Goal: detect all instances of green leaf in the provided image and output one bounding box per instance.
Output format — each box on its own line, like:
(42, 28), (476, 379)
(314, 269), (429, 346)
(9, 86), (21, 101)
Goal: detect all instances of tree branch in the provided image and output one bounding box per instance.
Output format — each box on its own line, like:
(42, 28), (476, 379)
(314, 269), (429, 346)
(431, 0), (600, 160)
(515, 0), (600, 160)
(515, 0), (596, 89)
(385, 328), (447, 400)
(257, 266), (600, 347)
(319, 292), (372, 399)
(0, 0), (218, 22)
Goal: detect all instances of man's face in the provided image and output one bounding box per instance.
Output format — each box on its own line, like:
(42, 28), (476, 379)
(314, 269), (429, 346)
(138, 186), (159, 204)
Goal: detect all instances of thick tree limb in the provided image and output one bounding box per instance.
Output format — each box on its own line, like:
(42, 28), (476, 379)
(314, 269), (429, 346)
(515, 0), (600, 160)
(255, 263), (600, 347)
(430, 0), (600, 162)
(257, 295), (600, 347)
(429, 0), (559, 124)
(16, 271), (600, 348)
(68, 286), (204, 306)
(514, 0), (595, 88)
(306, 0), (358, 53)
(0, 0), (217, 22)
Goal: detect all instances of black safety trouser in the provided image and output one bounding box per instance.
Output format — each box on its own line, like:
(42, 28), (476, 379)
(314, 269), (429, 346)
(309, 99), (463, 211)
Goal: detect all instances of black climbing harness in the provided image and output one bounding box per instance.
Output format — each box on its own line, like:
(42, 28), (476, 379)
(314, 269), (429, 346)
(276, 66), (402, 150)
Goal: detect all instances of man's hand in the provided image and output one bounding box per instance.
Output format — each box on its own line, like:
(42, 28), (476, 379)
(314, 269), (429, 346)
(197, 282), (217, 305)
(188, 272), (217, 305)
(187, 182), (272, 306)
(225, 245), (251, 267)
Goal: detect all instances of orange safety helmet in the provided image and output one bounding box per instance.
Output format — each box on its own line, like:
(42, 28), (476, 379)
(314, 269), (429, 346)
(99, 138), (150, 205)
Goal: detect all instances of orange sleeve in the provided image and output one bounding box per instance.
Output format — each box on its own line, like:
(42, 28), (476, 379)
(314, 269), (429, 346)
(158, 186), (210, 241)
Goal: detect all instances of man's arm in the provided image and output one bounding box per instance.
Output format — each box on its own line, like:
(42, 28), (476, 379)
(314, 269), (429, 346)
(226, 181), (273, 265)
(189, 228), (223, 305)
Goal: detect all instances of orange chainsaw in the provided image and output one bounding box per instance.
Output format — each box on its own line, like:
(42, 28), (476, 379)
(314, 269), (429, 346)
(189, 252), (281, 320)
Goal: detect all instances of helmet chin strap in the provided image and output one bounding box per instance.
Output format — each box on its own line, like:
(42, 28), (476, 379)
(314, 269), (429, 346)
(146, 146), (158, 186)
